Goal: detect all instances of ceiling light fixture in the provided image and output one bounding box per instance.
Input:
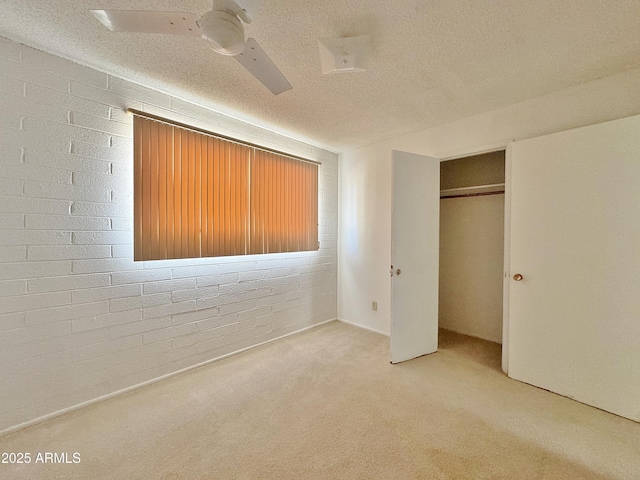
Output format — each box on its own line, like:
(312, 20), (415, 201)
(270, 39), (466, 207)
(317, 35), (370, 74)
(199, 9), (245, 56)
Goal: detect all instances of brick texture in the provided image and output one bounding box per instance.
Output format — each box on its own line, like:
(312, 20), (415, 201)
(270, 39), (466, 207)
(0, 36), (338, 432)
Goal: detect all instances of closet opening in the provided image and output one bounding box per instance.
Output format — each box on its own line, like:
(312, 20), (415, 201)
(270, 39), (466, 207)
(438, 151), (505, 371)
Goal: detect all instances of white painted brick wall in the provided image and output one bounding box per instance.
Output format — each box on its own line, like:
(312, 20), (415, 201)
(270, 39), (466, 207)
(0, 36), (338, 432)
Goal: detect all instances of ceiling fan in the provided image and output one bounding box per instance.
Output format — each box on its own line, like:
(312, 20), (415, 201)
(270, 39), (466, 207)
(90, 0), (292, 95)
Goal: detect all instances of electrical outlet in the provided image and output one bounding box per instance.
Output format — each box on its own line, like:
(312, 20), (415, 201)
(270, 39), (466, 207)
(372, 301), (377, 311)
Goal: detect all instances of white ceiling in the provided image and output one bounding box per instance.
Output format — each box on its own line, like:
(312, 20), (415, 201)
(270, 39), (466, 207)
(1, 0), (640, 153)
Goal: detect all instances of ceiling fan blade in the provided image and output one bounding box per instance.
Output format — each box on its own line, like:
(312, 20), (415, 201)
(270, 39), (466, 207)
(90, 10), (201, 36)
(234, 38), (292, 95)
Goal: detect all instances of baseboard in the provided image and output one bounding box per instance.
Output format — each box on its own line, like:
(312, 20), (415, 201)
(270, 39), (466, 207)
(337, 318), (390, 337)
(0, 318), (337, 438)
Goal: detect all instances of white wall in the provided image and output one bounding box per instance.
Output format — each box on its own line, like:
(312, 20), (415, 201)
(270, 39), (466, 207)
(439, 194), (504, 343)
(338, 65), (640, 335)
(0, 36), (338, 433)
(337, 151), (391, 335)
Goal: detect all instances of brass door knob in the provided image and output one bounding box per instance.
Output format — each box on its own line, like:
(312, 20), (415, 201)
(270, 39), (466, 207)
(513, 273), (523, 281)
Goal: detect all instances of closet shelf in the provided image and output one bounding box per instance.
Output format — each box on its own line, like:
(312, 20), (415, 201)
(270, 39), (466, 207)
(440, 183), (505, 198)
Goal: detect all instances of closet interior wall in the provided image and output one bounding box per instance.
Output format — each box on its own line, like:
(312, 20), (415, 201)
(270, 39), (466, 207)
(439, 151), (505, 344)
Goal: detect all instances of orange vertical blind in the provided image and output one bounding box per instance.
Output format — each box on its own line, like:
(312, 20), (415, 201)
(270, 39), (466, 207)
(134, 116), (250, 260)
(134, 114), (318, 261)
(249, 150), (318, 254)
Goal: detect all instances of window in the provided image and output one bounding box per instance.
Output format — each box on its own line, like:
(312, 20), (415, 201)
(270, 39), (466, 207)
(132, 111), (319, 261)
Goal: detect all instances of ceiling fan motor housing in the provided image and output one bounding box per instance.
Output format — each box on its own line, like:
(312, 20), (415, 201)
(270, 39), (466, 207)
(200, 9), (245, 56)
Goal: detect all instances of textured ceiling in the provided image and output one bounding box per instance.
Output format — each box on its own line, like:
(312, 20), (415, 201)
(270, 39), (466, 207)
(1, 0), (640, 153)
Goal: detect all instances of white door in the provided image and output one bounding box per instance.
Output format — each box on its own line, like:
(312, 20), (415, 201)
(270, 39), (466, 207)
(390, 151), (440, 363)
(507, 114), (640, 422)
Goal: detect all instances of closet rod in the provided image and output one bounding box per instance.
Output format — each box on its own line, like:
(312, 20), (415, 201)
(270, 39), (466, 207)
(440, 182), (505, 199)
(440, 190), (505, 199)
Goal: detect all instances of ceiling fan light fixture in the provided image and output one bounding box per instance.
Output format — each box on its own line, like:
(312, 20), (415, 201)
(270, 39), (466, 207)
(200, 9), (245, 56)
(88, 3), (292, 95)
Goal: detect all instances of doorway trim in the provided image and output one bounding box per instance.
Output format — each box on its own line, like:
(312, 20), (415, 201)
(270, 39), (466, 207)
(437, 140), (512, 163)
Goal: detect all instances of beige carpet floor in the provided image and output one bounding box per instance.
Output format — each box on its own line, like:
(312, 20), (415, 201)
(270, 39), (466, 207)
(1, 321), (639, 479)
